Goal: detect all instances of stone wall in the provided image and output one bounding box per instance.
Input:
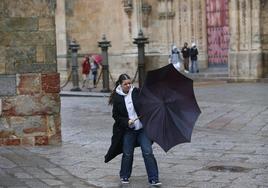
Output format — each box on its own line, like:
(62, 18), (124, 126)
(228, 0), (263, 80)
(0, 0), (61, 146)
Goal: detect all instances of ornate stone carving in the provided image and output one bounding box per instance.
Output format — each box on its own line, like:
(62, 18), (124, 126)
(123, 0), (133, 15)
(159, 12), (175, 19)
(157, 0), (175, 19)
(142, 2), (152, 15)
(142, 2), (152, 27)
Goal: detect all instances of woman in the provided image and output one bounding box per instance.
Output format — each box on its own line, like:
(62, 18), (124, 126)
(81, 55), (91, 88)
(169, 45), (183, 72)
(89, 55), (99, 88)
(105, 74), (161, 186)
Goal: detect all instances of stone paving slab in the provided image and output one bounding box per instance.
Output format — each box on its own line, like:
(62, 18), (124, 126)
(0, 83), (268, 188)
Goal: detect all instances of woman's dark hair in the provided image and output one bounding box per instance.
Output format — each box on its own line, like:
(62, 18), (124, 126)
(108, 74), (130, 105)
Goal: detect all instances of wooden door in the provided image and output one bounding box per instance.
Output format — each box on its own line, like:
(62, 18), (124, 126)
(206, 0), (229, 67)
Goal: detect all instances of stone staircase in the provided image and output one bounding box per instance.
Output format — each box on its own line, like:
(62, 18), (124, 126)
(185, 67), (229, 83)
(186, 68), (268, 84)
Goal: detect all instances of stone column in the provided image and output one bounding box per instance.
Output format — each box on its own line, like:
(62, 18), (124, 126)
(228, 0), (263, 80)
(133, 30), (149, 87)
(98, 35), (111, 93)
(0, 0), (61, 146)
(69, 40), (81, 91)
(261, 0), (268, 76)
(55, 0), (68, 83)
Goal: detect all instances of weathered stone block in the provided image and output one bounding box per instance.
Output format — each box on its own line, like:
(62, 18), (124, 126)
(0, 117), (9, 129)
(0, 138), (21, 146)
(4, 0), (56, 17)
(35, 135), (48, 145)
(21, 137), (35, 146)
(0, 75), (16, 96)
(17, 73), (41, 95)
(44, 46), (56, 64)
(23, 126), (47, 134)
(41, 73), (60, 93)
(15, 63), (57, 74)
(0, 63), (5, 74)
(0, 31), (56, 47)
(0, 130), (16, 138)
(4, 62), (16, 74)
(6, 47), (36, 65)
(0, 17), (38, 32)
(47, 115), (61, 136)
(0, 1), (5, 17)
(36, 46), (45, 63)
(0, 98), (2, 116)
(3, 115), (47, 137)
(229, 52), (263, 79)
(49, 131), (62, 145)
(2, 94), (60, 116)
(39, 17), (55, 31)
(0, 31), (11, 46)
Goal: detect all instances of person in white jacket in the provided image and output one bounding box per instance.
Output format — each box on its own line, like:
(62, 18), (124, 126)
(169, 45), (183, 72)
(106, 74), (162, 186)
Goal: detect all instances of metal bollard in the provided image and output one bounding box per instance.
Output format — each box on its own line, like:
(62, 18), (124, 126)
(133, 30), (149, 87)
(69, 40), (81, 91)
(98, 35), (111, 93)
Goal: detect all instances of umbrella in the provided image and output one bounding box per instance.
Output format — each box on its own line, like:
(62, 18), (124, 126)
(138, 64), (201, 152)
(92, 54), (103, 64)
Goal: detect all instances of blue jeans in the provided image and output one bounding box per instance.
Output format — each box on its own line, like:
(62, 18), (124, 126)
(120, 128), (159, 182)
(190, 60), (199, 73)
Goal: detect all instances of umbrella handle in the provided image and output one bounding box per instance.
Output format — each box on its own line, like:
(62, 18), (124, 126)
(133, 116), (142, 122)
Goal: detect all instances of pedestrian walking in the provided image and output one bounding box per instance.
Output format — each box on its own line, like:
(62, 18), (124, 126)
(169, 45), (183, 72)
(81, 55), (91, 88)
(89, 55), (99, 88)
(190, 43), (199, 73)
(181, 42), (190, 73)
(105, 74), (162, 186)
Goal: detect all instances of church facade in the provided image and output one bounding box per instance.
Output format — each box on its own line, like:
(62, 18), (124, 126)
(56, 0), (268, 81)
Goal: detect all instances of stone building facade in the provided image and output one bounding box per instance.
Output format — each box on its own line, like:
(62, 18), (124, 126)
(0, 0), (61, 146)
(57, 0), (267, 82)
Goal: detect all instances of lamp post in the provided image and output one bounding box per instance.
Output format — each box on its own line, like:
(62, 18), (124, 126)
(68, 40), (81, 91)
(98, 35), (111, 92)
(133, 30), (149, 87)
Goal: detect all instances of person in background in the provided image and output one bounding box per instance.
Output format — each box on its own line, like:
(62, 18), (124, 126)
(181, 42), (190, 73)
(169, 45), (183, 72)
(105, 74), (161, 187)
(89, 55), (99, 88)
(81, 55), (91, 88)
(190, 43), (199, 73)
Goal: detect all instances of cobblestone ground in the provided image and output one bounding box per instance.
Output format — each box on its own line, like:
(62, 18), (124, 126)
(0, 83), (268, 188)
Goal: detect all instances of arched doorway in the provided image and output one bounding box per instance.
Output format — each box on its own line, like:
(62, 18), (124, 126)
(206, 0), (229, 67)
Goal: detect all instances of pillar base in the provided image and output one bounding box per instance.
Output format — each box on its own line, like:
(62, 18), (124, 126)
(70, 87), (81, 91)
(101, 88), (111, 93)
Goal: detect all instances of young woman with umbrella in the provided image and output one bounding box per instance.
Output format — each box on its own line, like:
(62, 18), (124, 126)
(105, 74), (162, 186)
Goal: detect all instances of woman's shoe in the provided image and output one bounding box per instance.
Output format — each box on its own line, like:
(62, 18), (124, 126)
(120, 177), (129, 184)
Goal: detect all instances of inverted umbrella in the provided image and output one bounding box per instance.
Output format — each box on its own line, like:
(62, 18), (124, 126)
(139, 64), (201, 152)
(92, 54), (103, 64)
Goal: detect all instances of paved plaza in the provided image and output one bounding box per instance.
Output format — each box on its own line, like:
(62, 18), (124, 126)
(0, 82), (268, 188)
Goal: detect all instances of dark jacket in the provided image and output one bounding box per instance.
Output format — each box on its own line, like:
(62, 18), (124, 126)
(190, 47), (198, 61)
(82, 59), (90, 74)
(181, 46), (190, 58)
(104, 88), (141, 163)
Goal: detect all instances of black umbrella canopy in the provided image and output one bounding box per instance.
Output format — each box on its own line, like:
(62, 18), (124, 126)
(139, 64), (201, 152)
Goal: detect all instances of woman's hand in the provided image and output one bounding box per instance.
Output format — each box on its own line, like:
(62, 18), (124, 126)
(128, 119), (134, 126)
